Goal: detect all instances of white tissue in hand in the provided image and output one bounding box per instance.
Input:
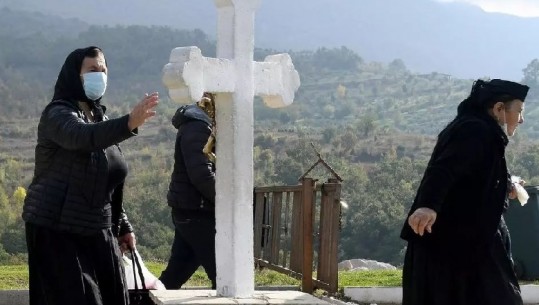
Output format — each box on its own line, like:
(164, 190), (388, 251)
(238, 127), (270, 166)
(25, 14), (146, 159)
(515, 183), (529, 206)
(511, 176), (529, 205)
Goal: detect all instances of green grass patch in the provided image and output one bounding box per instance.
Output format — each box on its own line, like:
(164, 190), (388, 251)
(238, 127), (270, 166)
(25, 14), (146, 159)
(339, 270), (402, 287)
(3, 263), (539, 290)
(147, 261), (215, 287)
(146, 262), (301, 287)
(0, 263), (404, 290)
(0, 263), (303, 290)
(0, 265), (29, 290)
(255, 269), (301, 286)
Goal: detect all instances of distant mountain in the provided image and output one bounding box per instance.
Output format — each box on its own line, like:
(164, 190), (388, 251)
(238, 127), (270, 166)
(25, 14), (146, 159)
(1, 0), (538, 79)
(0, 7), (88, 39)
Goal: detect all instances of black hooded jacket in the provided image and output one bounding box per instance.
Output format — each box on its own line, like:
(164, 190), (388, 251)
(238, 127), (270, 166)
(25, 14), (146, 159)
(22, 47), (135, 236)
(167, 104), (215, 214)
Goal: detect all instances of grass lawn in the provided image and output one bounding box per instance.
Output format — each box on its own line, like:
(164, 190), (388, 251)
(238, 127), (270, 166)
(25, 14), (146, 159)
(6, 263), (539, 292)
(0, 262), (403, 290)
(0, 265), (30, 290)
(339, 270), (402, 287)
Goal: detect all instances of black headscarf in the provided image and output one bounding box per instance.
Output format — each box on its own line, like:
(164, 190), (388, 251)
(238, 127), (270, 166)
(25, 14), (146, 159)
(443, 79), (529, 146)
(457, 79), (529, 116)
(52, 46), (106, 122)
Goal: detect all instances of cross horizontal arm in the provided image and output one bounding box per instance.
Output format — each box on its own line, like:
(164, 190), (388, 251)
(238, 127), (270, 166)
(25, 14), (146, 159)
(254, 54), (300, 108)
(162, 46), (235, 104)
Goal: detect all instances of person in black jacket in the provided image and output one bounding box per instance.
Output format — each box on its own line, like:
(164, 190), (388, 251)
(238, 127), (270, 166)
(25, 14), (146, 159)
(401, 79), (529, 305)
(22, 46), (158, 305)
(159, 93), (217, 289)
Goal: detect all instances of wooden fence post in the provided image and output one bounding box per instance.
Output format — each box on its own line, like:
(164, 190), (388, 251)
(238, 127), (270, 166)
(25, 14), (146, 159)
(301, 178), (315, 293)
(317, 179), (342, 293)
(290, 190), (303, 273)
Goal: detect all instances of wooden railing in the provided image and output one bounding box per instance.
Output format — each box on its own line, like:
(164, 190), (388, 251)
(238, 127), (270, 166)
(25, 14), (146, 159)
(253, 177), (342, 293)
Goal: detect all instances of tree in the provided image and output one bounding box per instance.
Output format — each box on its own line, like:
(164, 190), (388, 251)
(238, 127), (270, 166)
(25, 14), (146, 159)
(340, 154), (426, 265)
(522, 59), (539, 89)
(11, 187), (26, 207)
(336, 84), (347, 99)
(322, 127), (337, 144)
(0, 185), (9, 235)
(322, 104), (335, 118)
(274, 158), (303, 185)
(388, 59), (408, 73)
(1, 223), (26, 254)
(356, 115), (377, 138)
(312, 46), (363, 71)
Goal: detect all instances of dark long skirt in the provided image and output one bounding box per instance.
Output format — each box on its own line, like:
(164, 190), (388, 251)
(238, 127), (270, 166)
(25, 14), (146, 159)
(26, 222), (129, 305)
(402, 228), (522, 305)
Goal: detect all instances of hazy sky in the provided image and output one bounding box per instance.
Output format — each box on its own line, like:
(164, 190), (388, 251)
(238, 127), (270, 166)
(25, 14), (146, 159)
(437, 0), (539, 17)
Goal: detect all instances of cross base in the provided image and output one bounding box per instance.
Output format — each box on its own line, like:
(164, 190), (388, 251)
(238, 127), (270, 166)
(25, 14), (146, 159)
(150, 290), (330, 305)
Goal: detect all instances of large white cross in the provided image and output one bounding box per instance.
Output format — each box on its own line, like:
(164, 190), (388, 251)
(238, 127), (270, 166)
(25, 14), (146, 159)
(162, 0), (300, 298)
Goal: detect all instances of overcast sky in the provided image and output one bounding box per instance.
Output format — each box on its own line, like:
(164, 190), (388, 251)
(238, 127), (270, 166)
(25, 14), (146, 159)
(437, 0), (539, 17)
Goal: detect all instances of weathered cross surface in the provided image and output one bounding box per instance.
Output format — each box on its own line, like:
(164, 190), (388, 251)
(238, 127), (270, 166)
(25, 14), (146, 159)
(162, 0), (300, 298)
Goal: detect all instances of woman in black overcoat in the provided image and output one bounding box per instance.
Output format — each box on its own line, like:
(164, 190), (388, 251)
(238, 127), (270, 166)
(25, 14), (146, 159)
(401, 79), (529, 305)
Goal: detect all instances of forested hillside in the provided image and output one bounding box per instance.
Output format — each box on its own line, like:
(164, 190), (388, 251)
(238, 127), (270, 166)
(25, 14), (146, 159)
(1, 9), (539, 266)
(2, 0), (539, 78)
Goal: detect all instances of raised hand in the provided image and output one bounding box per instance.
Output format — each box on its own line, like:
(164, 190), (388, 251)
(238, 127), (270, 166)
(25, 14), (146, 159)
(128, 92), (159, 131)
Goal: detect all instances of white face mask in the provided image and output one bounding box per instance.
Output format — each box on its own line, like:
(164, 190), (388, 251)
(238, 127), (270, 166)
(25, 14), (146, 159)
(82, 72), (107, 101)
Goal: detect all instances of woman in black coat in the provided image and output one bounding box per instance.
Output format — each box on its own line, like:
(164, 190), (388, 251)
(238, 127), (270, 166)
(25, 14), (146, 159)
(22, 46), (158, 305)
(159, 93), (217, 290)
(401, 79), (529, 305)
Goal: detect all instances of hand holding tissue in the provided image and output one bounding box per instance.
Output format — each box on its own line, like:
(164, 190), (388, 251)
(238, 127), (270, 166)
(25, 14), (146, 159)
(511, 176), (529, 206)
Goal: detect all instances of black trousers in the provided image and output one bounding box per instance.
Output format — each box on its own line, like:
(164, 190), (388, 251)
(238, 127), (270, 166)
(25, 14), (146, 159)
(25, 222), (128, 305)
(159, 210), (216, 289)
